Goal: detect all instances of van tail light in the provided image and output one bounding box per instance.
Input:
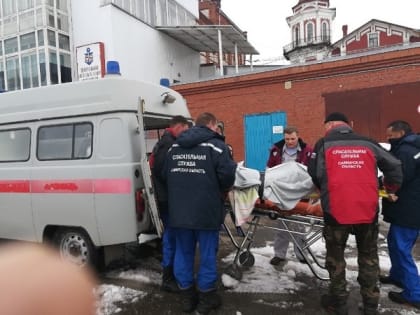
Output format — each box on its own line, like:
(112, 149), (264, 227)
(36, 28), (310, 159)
(136, 189), (146, 222)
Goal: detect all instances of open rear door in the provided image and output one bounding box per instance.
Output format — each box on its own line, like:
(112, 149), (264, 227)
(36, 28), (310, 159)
(137, 98), (163, 237)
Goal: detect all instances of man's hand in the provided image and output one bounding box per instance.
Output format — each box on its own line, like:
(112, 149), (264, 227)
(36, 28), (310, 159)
(387, 193), (398, 202)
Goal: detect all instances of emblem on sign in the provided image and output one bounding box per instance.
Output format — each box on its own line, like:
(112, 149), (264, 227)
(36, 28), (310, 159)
(84, 48), (93, 65)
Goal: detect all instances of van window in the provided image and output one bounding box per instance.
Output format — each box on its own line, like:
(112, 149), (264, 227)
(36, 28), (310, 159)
(37, 122), (93, 160)
(99, 118), (124, 158)
(0, 128), (31, 162)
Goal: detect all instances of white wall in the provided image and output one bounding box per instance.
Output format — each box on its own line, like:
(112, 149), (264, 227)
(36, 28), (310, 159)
(70, 0), (200, 85)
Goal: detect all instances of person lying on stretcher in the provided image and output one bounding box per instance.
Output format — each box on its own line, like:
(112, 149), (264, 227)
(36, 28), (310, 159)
(229, 161), (390, 226)
(229, 161), (319, 226)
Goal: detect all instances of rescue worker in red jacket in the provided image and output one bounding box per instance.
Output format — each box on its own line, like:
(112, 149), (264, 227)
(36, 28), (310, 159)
(308, 112), (403, 315)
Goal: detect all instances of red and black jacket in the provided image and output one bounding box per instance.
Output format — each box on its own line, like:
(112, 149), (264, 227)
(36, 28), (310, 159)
(308, 124), (402, 225)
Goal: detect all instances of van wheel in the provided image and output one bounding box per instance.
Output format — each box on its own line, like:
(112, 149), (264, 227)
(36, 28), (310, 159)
(53, 228), (97, 267)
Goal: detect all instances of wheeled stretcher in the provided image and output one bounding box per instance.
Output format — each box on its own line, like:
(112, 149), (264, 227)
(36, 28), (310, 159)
(222, 161), (329, 281)
(222, 161), (390, 282)
(223, 194), (329, 281)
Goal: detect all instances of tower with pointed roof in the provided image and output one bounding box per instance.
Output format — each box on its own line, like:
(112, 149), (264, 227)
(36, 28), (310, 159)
(283, 0), (336, 63)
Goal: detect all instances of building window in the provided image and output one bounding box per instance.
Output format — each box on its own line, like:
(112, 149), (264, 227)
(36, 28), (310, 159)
(18, 0), (35, 11)
(38, 29), (44, 46)
(322, 22), (328, 41)
(37, 123), (93, 160)
(0, 63), (5, 91)
(306, 22), (314, 43)
(368, 33), (379, 48)
(0, 128), (31, 162)
(3, 15), (18, 36)
(4, 37), (18, 54)
(59, 52), (71, 83)
(105, 0), (195, 27)
(36, 8), (43, 27)
(39, 51), (47, 86)
(57, 12), (69, 31)
(22, 52), (39, 89)
(57, 0), (68, 12)
(20, 32), (36, 50)
(47, 29), (56, 46)
(6, 56), (21, 91)
(48, 8), (55, 27)
(294, 26), (300, 47)
(49, 50), (58, 84)
(58, 33), (70, 50)
(19, 10), (36, 31)
(2, 0), (17, 16)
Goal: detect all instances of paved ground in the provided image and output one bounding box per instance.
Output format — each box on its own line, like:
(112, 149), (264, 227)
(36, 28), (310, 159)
(100, 216), (420, 315)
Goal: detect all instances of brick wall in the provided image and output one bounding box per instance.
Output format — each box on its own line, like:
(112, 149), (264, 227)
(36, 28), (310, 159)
(174, 47), (420, 162)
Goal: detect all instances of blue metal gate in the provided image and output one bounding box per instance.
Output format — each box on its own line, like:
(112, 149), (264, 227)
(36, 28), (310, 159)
(244, 112), (287, 171)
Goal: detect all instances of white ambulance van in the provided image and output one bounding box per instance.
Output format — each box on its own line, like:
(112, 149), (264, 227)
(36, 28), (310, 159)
(0, 77), (191, 267)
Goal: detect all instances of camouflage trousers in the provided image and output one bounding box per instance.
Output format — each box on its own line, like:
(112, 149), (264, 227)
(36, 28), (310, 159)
(323, 222), (380, 309)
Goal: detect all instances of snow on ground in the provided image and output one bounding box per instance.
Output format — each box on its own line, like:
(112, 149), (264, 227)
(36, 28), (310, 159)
(96, 284), (147, 315)
(96, 232), (420, 315)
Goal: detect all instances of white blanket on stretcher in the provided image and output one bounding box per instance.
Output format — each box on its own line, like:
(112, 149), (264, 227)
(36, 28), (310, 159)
(263, 161), (315, 210)
(229, 161), (315, 226)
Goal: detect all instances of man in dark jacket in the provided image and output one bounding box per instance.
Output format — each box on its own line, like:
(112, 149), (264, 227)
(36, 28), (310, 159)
(150, 115), (189, 292)
(381, 120), (420, 309)
(266, 126), (313, 266)
(308, 112), (403, 315)
(163, 112), (237, 314)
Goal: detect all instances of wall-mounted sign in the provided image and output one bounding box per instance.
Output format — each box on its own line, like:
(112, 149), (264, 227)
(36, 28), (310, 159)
(76, 42), (105, 81)
(272, 125), (284, 134)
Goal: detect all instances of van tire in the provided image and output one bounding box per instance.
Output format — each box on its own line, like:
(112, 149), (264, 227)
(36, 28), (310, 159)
(53, 228), (97, 267)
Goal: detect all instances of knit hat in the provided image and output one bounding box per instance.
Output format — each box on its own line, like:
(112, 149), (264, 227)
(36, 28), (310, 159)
(324, 112), (349, 124)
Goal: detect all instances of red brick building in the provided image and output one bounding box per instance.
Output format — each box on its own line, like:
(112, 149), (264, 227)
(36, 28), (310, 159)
(332, 19), (420, 56)
(174, 46), (420, 165)
(199, 0), (247, 66)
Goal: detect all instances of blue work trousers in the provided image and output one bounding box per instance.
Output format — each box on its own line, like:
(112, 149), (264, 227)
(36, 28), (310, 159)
(173, 228), (219, 292)
(160, 211), (175, 268)
(388, 223), (420, 302)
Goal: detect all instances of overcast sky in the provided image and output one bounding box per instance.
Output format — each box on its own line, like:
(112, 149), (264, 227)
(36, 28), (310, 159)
(221, 0), (419, 64)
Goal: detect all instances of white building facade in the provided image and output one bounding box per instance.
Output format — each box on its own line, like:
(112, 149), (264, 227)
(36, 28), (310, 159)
(283, 0), (336, 63)
(0, 0), (201, 91)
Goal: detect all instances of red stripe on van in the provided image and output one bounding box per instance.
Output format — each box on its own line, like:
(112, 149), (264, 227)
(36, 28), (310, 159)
(0, 180), (30, 193)
(0, 179), (131, 194)
(94, 179), (131, 193)
(31, 179), (93, 193)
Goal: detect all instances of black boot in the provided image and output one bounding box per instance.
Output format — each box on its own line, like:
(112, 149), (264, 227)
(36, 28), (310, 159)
(161, 266), (179, 293)
(362, 301), (379, 315)
(180, 286), (198, 313)
(196, 290), (221, 315)
(320, 294), (348, 315)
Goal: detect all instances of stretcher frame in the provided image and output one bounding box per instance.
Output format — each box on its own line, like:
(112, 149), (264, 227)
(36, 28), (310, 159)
(223, 203), (329, 281)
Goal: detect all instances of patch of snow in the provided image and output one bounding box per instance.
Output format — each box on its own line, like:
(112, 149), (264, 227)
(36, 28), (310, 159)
(97, 284), (147, 315)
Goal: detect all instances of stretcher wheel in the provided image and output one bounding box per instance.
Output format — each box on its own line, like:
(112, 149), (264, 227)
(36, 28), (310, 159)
(239, 251), (255, 267)
(224, 264), (243, 281)
(268, 212), (279, 220)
